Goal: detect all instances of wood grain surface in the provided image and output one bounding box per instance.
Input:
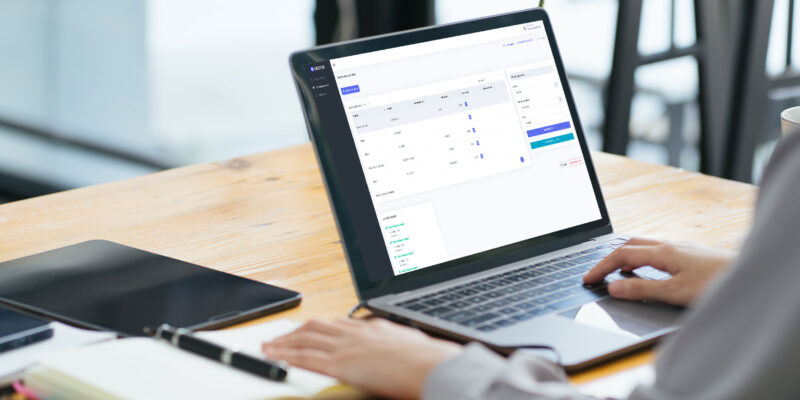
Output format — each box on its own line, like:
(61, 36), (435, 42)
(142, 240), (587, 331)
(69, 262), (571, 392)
(0, 143), (756, 383)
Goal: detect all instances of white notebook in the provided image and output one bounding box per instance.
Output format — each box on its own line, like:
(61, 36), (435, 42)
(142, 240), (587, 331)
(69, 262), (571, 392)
(24, 320), (344, 400)
(0, 322), (115, 386)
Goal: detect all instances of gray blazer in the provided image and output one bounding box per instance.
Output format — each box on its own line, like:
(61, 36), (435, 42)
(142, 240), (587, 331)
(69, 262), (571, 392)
(424, 132), (800, 399)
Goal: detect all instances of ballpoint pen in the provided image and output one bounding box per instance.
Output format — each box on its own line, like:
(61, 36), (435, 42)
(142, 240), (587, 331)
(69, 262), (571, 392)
(154, 324), (288, 382)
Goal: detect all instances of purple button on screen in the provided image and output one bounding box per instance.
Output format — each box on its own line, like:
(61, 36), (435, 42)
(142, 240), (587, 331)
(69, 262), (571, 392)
(526, 121), (571, 137)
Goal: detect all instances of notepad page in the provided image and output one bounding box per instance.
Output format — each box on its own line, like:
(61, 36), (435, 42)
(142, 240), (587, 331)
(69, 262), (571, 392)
(196, 319), (338, 391)
(0, 321), (115, 386)
(25, 366), (120, 400)
(25, 338), (323, 400)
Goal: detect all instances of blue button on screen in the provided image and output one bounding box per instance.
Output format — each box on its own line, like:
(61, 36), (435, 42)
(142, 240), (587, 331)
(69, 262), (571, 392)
(530, 133), (575, 149)
(340, 85), (360, 95)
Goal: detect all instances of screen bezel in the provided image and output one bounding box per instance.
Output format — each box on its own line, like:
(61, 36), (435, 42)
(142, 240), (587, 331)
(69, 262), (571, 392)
(290, 8), (612, 301)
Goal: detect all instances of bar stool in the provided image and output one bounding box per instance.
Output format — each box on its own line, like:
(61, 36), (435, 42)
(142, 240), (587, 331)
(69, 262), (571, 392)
(602, 0), (748, 177)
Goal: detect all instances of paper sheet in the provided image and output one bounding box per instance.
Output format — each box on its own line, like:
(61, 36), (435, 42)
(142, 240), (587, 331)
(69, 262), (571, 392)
(196, 319), (301, 356)
(0, 322), (115, 386)
(577, 364), (655, 399)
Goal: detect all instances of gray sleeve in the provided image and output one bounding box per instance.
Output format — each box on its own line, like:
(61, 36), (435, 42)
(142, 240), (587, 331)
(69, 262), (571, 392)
(634, 131), (800, 400)
(424, 342), (598, 400)
(424, 133), (800, 400)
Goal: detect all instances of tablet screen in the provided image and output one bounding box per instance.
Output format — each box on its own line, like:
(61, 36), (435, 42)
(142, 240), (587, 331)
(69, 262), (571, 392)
(0, 240), (300, 336)
(0, 305), (49, 336)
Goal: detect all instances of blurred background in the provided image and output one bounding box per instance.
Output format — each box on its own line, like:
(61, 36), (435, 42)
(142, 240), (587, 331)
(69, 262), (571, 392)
(0, 0), (798, 203)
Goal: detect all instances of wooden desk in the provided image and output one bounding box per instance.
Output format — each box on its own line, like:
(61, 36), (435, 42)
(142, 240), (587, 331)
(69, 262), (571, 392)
(0, 144), (756, 384)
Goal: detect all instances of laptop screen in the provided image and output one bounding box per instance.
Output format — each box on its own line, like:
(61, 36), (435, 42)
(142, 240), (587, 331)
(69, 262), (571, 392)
(297, 14), (605, 286)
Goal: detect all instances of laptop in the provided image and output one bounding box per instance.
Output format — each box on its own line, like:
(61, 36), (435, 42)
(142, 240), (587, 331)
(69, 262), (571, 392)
(290, 8), (681, 370)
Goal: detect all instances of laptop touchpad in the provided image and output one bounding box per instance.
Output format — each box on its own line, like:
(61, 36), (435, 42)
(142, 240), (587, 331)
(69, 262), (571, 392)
(558, 297), (682, 338)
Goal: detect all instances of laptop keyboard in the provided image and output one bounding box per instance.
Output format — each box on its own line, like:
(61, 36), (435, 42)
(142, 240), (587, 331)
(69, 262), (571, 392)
(395, 240), (670, 332)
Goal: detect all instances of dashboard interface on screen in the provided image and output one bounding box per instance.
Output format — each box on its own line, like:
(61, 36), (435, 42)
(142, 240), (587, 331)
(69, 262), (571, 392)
(307, 21), (602, 279)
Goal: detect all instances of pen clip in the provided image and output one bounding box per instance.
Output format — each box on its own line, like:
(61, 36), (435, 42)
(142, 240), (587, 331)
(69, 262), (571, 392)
(172, 327), (191, 346)
(154, 323), (184, 346)
(154, 324), (167, 339)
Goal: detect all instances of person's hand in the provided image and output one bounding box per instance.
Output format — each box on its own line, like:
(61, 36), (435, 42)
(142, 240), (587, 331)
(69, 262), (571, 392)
(583, 238), (735, 307)
(262, 318), (461, 399)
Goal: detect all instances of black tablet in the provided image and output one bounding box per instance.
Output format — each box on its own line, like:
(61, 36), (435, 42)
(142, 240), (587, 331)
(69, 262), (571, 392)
(0, 240), (301, 336)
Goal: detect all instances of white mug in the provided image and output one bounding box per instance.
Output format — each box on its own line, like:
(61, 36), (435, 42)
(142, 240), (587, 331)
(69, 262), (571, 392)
(781, 106), (800, 136)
